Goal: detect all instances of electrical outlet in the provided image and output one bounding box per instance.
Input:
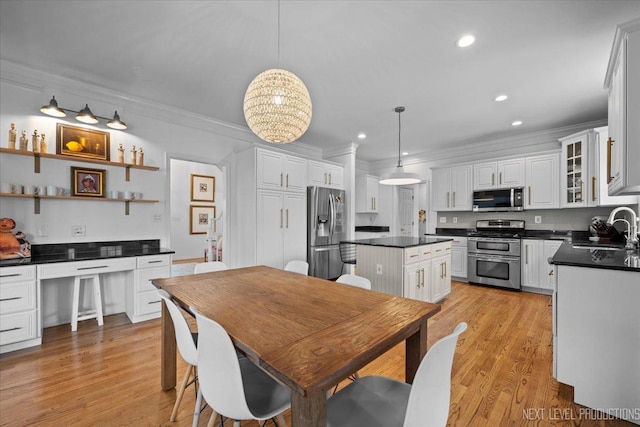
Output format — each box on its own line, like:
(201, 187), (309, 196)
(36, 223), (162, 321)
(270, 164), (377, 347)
(71, 225), (86, 237)
(440, 217), (447, 223)
(453, 217), (458, 223)
(534, 215), (542, 224)
(376, 264), (383, 275)
(37, 224), (48, 237)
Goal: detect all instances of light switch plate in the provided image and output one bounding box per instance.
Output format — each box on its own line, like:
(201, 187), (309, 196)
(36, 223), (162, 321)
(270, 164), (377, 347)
(440, 217), (446, 223)
(71, 225), (86, 237)
(534, 216), (542, 224)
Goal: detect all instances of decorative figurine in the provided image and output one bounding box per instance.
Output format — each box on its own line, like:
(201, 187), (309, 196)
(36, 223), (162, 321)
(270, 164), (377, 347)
(117, 143), (125, 163)
(130, 145), (136, 165)
(137, 147), (144, 166)
(31, 130), (40, 153)
(40, 133), (47, 153)
(8, 123), (16, 149)
(19, 130), (28, 150)
(0, 218), (30, 259)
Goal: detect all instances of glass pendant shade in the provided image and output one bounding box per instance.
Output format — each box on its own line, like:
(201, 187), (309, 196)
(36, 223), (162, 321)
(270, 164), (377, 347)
(243, 68), (312, 144)
(107, 111), (127, 130)
(76, 104), (99, 124)
(40, 96), (66, 117)
(379, 106), (421, 186)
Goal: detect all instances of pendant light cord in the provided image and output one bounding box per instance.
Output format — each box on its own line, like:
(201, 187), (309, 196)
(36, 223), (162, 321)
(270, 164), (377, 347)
(277, 0), (281, 67)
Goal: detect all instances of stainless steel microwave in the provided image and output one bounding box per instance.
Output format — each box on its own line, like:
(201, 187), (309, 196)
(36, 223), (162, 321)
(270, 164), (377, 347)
(472, 188), (524, 212)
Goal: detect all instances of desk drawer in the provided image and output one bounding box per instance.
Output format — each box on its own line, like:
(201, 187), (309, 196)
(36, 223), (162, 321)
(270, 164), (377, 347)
(0, 281), (36, 314)
(38, 258), (136, 279)
(137, 255), (171, 269)
(136, 266), (170, 292)
(137, 290), (162, 316)
(0, 311), (37, 345)
(0, 266), (36, 284)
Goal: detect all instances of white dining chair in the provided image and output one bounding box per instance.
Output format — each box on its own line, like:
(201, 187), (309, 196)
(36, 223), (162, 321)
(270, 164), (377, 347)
(193, 261), (228, 274)
(327, 322), (468, 427)
(336, 274), (371, 290)
(284, 260), (309, 275)
(192, 308), (291, 427)
(157, 290), (203, 426)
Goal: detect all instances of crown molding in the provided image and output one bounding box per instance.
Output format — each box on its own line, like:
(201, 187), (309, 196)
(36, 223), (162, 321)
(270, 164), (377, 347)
(323, 142), (359, 158)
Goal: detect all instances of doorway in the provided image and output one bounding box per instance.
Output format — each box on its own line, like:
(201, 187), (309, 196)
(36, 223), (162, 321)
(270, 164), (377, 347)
(399, 186), (414, 236)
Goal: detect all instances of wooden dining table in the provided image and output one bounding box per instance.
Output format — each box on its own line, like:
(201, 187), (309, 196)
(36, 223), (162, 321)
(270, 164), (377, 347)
(152, 265), (441, 427)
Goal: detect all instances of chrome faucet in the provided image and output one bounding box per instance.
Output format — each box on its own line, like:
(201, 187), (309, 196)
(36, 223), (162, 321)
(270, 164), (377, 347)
(607, 206), (639, 249)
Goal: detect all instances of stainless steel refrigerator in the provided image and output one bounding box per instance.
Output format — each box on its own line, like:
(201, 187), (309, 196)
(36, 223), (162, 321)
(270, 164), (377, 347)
(307, 186), (346, 280)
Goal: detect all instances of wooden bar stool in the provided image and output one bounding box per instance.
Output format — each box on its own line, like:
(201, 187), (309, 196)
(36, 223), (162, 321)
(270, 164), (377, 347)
(71, 274), (104, 331)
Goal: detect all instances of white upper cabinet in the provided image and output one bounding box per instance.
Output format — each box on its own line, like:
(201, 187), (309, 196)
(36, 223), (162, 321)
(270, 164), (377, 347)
(593, 127), (638, 206)
(605, 18), (640, 195)
(559, 131), (590, 208)
(355, 174), (379, 213)
(256, 148), (307, 193)
(308, 160), (344, 189)
(473, 158), (525, 190)
(432, 165), (472, 211)
(525, 153), (560, 209)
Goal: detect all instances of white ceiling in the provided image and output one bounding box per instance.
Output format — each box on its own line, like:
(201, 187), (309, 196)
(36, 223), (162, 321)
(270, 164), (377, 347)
(1, 1), (639, 162)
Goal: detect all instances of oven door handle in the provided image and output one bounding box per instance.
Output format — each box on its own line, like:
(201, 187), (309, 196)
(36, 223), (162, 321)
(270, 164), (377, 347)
(468, 253), (520, 262)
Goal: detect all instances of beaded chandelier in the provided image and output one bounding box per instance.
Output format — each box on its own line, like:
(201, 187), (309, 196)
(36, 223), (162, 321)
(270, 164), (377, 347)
(243, 68), (312, 144)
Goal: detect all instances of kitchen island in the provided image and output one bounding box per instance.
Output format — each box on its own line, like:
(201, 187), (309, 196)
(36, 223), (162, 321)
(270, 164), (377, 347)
(551, 242), (640, 425)
(345, 236), (453, 303)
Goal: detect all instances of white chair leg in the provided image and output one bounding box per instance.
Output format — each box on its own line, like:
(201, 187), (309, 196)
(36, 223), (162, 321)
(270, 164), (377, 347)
(276, 413), (288, 427)
(71, 276), (80, 332)
(171, 365), (193, 421)
(233, 420), (241, 427)
(206, 410), (219, 427)
(93, 275), (103, 326)
(192, 386), (203, 427)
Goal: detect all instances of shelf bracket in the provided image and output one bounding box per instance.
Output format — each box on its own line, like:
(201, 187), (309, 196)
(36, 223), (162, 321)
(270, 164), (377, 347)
(125, 201), (130, 215)
(34, 197), (40, 215)
(34, 153), (41, 174)
(125, 166), (131, 182)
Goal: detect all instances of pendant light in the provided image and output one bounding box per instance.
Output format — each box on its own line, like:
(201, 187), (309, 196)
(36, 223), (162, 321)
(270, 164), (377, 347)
(379, 107), (421, 185)
(243, 0), (312, 144)
(39, 96), (128, 130)
(76, 104), (99, 124)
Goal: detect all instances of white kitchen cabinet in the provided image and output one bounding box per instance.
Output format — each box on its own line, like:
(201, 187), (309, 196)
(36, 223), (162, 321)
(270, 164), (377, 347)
(256, 190), (307, 269)
(257, 148), (307, 193)
(438, 236), (467, 279)
(521, 239), (562, 293)
(355, 174), (379, 213)
(525, 153), (560, 209)
(308, 160), (344, 189)
(559, 131), (590, 208)
(432, 165), (472, 211)
(0, 265), (39, 354)
(473, 158), (525, 190)
(431, 245), (452, 302)
(127, 254), (171, 324)
(541, 240), (562, 291)
(593, 127), (638, 206)
(605, 18), (640, 196)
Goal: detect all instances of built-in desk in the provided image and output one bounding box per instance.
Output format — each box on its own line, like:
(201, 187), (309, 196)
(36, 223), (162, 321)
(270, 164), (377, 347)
(0, 240), (174, 354)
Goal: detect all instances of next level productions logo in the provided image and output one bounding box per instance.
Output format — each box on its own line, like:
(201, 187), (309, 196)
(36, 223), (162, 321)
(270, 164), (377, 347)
(523, 407), (640, 422)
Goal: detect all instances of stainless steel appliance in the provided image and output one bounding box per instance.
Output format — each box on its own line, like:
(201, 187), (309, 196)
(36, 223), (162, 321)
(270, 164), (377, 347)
(467, 219), (524, 290)
(307, 186), (346, 280)
(472, 188), (524, 212)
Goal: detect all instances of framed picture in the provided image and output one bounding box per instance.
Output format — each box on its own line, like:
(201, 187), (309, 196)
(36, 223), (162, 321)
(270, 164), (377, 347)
(190, 174), (215, 202)
(71, 166), (106, 197)
(190, 205), (216, 234)
(57, 123), (110, 161)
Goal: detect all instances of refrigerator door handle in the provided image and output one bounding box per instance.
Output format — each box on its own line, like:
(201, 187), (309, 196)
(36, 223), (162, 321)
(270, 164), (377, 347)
(329, 194), (336, 236)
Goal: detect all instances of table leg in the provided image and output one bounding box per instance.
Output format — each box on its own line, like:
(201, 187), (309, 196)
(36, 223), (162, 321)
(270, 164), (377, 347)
(405, 318), (428, 384)
(161, 299), (177, 391)
(291, 390), (327, 427)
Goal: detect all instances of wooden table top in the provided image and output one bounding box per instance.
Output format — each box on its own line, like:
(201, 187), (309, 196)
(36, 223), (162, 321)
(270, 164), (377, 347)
(152, 265), (441, 396)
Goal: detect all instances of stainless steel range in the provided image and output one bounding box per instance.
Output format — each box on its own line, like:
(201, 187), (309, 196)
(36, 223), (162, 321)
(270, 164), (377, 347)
(467, 219), (524, 290)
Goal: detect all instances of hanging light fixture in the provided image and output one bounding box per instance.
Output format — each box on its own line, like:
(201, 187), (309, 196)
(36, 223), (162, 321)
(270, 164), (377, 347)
(379, 107), (421, 186)
(243, 0), (312, 144)
(39, 96), (128, 130)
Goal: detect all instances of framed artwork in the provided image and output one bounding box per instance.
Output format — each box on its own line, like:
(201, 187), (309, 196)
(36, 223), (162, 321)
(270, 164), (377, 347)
(57, 123), (110, 161)
(71, 166), (106, 197)
(190, 205), (216, 234)
(190, 174), (215, 202)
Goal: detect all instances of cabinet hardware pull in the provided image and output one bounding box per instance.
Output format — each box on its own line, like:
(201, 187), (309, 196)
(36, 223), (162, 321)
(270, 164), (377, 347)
(0, 273), (22, 278)
(148, 300), (161, 304)
(0, 297), (22, 302)
(436, 249), (442, 252)
(445, 262), (447, 277)
(0, 327), (22, 333)
(416, 269), (420, 288)
(548, 270), (554, 276)
(447, 192), (450, 208)
(286, 209), (289, 228)
(452, 192), (456, 207)
(286, 174), (289, 188)
(420, 268), (424, 287)
(280, 173), (283, 187)
(329, 173), (332, 185)
(607, 137), (614, 184)
(500, 172), (503, 185)
(579, 180), (583, 202)
(492, 173), (495, 186)
(280, 209), (283, 228)
(410, 254), (418, 258)
(77, 265), (108, 270)
(148, 260), (163, 264)
(324, 173), (327, 184)
(591, 176), (596, 202)
(528, 186), (531, 205)
(526, 246), (529, 264)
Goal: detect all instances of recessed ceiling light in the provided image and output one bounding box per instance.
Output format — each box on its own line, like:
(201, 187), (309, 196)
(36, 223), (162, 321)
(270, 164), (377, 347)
(357, 132), (366, 139)
(494, 94), (508, 102)
(512, 120), (523, 126)
(456, 34), (476, 48)
(402, 152), (409, 156)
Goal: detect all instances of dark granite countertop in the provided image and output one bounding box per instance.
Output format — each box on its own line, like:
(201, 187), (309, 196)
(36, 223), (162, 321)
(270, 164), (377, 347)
(551, 241), (640, 272)
(0, 239), (174, 267)
(344, 236), (453, 248)
(355, 226), (390, 232)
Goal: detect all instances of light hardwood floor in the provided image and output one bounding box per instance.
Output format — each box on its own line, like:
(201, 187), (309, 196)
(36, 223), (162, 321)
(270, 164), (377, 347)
(0, 281), (633, 427)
